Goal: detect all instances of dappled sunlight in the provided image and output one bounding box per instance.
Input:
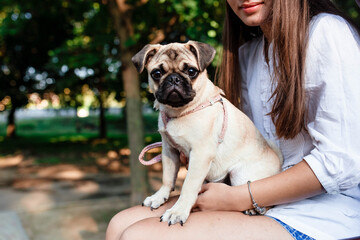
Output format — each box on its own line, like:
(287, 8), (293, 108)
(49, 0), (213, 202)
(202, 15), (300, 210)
(0, 143), (179, 239)
(55, 170), (85, 180)
(49, 136), (71, 143)
(96, 157), (110, 166)
(151, 162), (162, 171)
(49, 136), (89, 143)
(145, 146), (161, 154)
(96, 157), (127, 172)
(107, 150), (118, 158)
(0, 115), (162, 239)
(18, 197), (127, 240)
(93, 149), (131, 172)
(68, 136), (89, 142)
(177, 166), (187, 180)
(0, 161), (131, 214)
(148, 166), (186, 195)
(12, 179), (53, 191)
(37, 165), (86, 180)
(73, 181), (99, 194)
(107, 160), (122, 172)
(0, 154), (24, 168)
(61, 215), (98, 240)
(91, 138), (108, 145)
(119, 148), (130, 155)
(19, 192), (54, 212)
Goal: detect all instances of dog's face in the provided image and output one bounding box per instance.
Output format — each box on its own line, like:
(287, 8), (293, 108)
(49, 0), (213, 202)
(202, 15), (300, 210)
(132, 41), (216, 108)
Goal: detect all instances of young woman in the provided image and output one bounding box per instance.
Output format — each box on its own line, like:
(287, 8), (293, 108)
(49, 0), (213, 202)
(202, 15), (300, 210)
(106, 0), (360, 239)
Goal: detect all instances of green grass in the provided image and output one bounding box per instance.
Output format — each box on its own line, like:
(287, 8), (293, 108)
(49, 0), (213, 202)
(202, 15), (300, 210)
(0, 113), (159, 137)
(0, 113), (161, 165)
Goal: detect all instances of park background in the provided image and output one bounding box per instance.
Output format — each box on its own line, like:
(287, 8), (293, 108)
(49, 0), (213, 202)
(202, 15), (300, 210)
(0, 0), (359, 239)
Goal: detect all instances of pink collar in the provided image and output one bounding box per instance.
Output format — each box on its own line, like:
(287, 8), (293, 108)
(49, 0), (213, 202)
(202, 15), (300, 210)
(139, 95), (228, 165)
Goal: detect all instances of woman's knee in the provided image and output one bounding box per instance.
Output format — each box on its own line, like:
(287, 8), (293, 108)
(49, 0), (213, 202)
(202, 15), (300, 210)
(106, 197), (179, 240)
(106, 206), (146, 240)
(119, 217), (179, 240)
(106, 211), (124, 240)
(118, 220), (147, 240)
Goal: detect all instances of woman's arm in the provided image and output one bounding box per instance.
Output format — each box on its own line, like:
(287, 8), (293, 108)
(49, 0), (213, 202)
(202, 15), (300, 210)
(194, 160), (324, 212)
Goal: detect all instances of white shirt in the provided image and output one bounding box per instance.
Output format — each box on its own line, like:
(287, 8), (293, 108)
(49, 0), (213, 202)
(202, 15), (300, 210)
(239, 13), (360, 239)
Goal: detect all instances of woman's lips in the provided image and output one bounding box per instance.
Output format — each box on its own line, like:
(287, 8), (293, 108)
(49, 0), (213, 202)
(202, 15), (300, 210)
(241, 2), (264, 14)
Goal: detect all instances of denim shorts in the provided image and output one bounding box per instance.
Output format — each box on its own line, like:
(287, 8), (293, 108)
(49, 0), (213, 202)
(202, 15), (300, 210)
(268, 216), (316, 240)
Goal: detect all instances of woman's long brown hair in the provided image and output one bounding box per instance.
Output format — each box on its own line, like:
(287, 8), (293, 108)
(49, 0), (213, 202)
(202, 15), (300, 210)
(218, 0), (360, 139)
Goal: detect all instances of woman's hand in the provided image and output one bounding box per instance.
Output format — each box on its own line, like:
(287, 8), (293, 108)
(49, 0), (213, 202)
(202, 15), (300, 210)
(190, 161), (324, 214)
(192, 183), (246, 212)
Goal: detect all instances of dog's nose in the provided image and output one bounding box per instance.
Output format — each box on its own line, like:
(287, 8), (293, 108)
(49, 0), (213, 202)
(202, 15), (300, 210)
(167, 74), (181, 85)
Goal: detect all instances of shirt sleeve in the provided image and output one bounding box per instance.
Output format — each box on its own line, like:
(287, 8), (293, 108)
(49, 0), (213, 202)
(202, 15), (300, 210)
(303, 14), (360, 194)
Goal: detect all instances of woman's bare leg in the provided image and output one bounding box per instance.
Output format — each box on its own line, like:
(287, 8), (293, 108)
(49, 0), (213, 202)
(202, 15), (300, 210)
(106, 197), (178, 240)
(106, 196), (293, 240)
(119, 212), (293, 240)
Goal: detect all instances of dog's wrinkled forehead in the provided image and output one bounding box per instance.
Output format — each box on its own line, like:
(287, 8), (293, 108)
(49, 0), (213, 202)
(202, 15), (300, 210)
(148, 44), (197, 70)
(132, 41), (216, 74)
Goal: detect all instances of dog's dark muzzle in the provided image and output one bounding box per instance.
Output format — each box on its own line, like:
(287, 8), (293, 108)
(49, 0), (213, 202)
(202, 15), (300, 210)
(155, 73), (196, 108)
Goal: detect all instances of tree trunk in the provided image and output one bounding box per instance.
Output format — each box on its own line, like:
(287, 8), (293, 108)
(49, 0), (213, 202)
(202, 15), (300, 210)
(107, 0), (148, 205)
(6, 105), (16, 138)
(98, 93), (107, 139)
(123, 51), (149, 204)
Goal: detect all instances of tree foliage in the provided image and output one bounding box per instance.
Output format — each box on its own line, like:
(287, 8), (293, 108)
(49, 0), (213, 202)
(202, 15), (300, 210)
(1, 0), (357, 130)
(0, 0), (81, 136)
(334, 0), (360, 25)
(46, 1), (122, 104)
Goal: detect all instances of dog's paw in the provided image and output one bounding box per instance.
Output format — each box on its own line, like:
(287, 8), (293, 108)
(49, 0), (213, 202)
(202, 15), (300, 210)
(142, 186), (170, 210)
(160, 204), (190, 226)
(142, 195), (167, 210)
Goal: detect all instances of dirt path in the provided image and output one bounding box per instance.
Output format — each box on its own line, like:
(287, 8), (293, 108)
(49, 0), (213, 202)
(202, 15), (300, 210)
(0, 158), (185, 240)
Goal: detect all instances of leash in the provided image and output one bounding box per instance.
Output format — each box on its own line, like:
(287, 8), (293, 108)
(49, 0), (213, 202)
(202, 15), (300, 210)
(138, 95), (228, 165)
(138, 142), (163, 166)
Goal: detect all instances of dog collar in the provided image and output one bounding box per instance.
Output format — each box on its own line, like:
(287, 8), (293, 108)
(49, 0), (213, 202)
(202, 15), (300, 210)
(161, 95), (224, 124)
(139, 95), (228, 166)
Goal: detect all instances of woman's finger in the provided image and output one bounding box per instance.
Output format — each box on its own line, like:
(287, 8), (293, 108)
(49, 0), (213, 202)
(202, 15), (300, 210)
(198, 183), (209, 194)
(193, 192), (205, 211)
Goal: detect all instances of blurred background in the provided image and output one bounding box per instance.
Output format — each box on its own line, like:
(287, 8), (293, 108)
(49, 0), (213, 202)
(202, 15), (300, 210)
(0, 0), (358, 239)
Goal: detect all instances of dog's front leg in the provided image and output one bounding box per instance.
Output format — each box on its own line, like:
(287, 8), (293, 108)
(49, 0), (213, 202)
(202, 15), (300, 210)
(143, 142), (180, 210)
(161, 149), (212, 225)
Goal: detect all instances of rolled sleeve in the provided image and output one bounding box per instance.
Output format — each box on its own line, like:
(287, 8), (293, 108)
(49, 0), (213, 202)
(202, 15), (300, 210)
(303, 14), (360, 194)
(304, 150), (360, 194)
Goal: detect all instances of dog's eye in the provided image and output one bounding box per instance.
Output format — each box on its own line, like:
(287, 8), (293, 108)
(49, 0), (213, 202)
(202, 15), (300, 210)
(151, 69), (162, 81)
(187, 68), (198, 78)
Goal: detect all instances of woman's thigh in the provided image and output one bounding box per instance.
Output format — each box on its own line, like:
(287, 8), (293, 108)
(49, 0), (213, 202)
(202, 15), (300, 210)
(120, 212), (293, 240)
(106, 197), (293, 240)
(106, 197), (178, 240)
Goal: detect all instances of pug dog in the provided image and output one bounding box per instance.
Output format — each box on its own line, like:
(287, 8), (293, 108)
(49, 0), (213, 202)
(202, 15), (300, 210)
(132, 41), (283, 226)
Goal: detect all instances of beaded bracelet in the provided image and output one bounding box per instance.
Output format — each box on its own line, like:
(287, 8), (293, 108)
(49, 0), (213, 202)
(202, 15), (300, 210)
(247, 181), (267, 215)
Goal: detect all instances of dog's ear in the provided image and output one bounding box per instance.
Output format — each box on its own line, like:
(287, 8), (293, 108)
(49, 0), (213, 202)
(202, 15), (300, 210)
(132, 44), (161, 73)
(185, 41), (216, 71)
